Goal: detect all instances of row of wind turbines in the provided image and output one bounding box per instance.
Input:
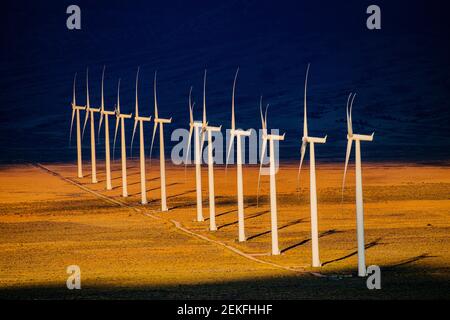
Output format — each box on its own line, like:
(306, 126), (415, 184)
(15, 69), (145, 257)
(70, 67), (171, 208)
(70, 65), (374, 277)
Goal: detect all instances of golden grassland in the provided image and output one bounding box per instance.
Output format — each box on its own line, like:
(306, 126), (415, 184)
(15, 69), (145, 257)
(0, 160), (449, 299)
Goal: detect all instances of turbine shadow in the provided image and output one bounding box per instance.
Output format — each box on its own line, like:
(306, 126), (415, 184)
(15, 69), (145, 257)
(321, 237), (383, 266)
(280, 229), (343, 254)
(113, 181), (141, 190)
(215, 205), (252, 219)
(384, 253), (437, 270)
(217, 210), (269, 230)
(147, 182), (180, 192)
(247, 218), (306, 241)
(166, 189), (196, 199)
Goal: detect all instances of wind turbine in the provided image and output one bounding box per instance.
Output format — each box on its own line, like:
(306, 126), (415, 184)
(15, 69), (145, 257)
(70, 72), (86, 178)
(202, 70), (221, 231)
(113, 79), (132, 197)
(342, 92), (374, 277)
(82, 68), (101, 184)
(130, 67), (152, 205)
(225, 68), (251, 242)
(297, 64), (327, 267)
(257, 98), (285, 255)
(185, 86), (205, 222)
(199, 70), (209, 155)
(97, 66), (115, 190)
(149, 71), (172, 212)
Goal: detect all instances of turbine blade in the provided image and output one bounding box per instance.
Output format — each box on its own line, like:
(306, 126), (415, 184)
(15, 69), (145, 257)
(303, 63), (310, 137)
(98, 113), (103, 142)
(184, 124), (194, 174)
(101, 66), (105, 112)
(153, 70), (158, 119)
(72, 72), (77, 107)
(349, 93), (356, 136)
(341, 139), (353, 202)
(113, 114), (119, 161)
(117, 79), (121, 114)
(346, 93), (352, 136)
(296, 140), (307, 195)
(264, 104), (269, 131)
(225, 134), (235, 173)
(135, 67), (140, 117)
(82, 110), (89, 139)
(257, 137), (267, 207)
(69, 108), (75, 145)
(200, 127), (206, 156)
(98, 65), (104, 145)
(86, 68), (90, 109)
(189, 87), (194, 124)
(259, 96), (265, 130)
(203, 69), (207, 126)
(130, 120), (138, 158)
(231, 67), (239, 131)
(149, 121), (158, 165)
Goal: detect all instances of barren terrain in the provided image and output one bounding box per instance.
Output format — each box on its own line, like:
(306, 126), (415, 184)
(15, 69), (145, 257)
(0, 160), (449, 299)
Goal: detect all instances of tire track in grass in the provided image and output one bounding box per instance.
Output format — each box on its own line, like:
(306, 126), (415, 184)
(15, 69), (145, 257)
(35, 163), (345, 278)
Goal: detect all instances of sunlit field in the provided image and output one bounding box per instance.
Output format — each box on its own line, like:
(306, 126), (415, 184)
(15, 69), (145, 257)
(0, 161), (449, 299)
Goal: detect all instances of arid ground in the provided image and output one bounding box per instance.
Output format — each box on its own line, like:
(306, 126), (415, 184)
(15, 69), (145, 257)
(0, 160), (449, 299)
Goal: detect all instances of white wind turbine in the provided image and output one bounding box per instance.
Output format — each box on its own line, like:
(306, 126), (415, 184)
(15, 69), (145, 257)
(297, 64), (327, 267)
(82, 68), (101, 183)
(113, 79), (132, 197)
(97, 66), (115, 190)
(202, 70), (222, 231)
(342, 92), (374, 277)
(185, 86), (205, 222)
(130, 67), (152, 204)
(70, 73), (86, 178)
(149, 71), (172, 212)
(257, 98), (285, 255)
(225, 68), (251, 242)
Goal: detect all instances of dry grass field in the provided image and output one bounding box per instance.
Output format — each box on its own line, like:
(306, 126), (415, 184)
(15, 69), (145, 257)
(0, 160), (449, 299)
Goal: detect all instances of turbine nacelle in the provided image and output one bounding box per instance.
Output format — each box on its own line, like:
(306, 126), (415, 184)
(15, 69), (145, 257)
(230, 128), (252, 137)
(348, 133), (374, 142)
(304, 135), (327, 144)
(135, 115), (152, 122)
(154, 117), (172, 124)
(117, 113), (132, 119)
(264, 132), (285, 141)
(205, 125), (222, 132)
(191, 121), (204, 127)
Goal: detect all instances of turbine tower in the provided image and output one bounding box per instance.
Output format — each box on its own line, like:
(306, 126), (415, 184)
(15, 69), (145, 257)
(297, 64), (327, 267)
(257, 98), (285, 255)
(70, 73), (86, 178)
(202, 70), (221, 231)
(225, 68), (251, 242)
(342, 92), (374, 277)
(131, 67), (152, 204)
(149, 71), (172, 212)
(113, 79), (132, 197)
(98, 66), (115, 190)
(185, 86), (205, 222)
(82, 68), (101, 184)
